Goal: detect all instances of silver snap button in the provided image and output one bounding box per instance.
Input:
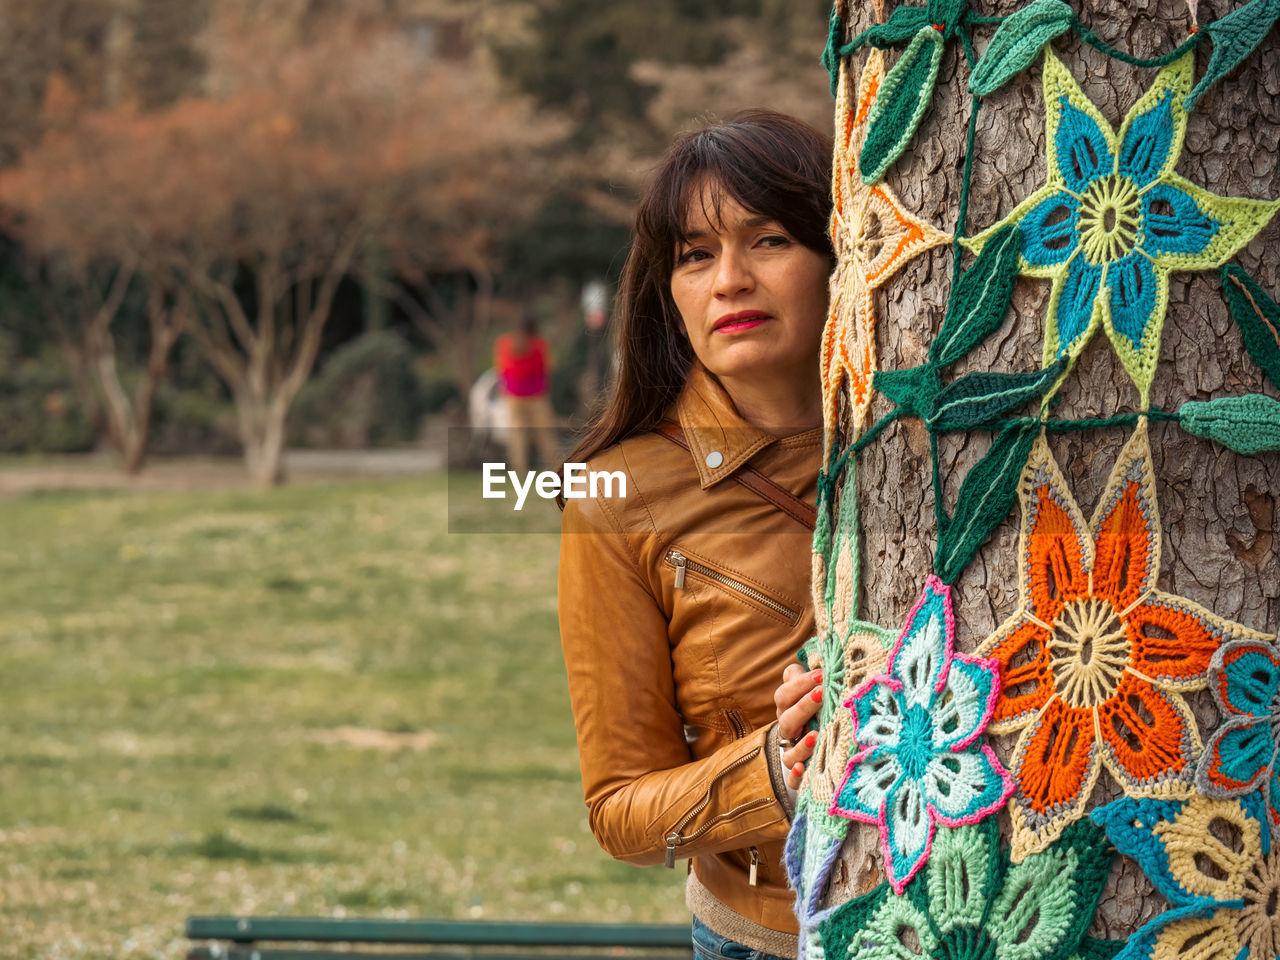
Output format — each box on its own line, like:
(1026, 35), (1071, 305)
(705, 451), (723, 469)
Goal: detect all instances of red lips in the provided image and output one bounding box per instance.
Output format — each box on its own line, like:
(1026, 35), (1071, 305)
(713, 310), (770, 331)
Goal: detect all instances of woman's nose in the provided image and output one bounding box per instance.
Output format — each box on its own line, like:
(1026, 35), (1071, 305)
(712, 246), (754, 297)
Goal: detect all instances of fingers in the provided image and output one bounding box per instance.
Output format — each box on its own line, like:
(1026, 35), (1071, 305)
(773, 662), (807, 713)
(783, 729), (819, 791)
(778, 678), (823, 743)
(774, 665), (823, 719)
(775, 662), (826, 792)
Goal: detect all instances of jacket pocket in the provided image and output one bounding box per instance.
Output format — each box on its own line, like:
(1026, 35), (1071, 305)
(664, 549), (800, 622)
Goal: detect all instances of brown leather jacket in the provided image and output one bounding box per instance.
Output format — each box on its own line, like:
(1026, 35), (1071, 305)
(558, 366), (820, 953)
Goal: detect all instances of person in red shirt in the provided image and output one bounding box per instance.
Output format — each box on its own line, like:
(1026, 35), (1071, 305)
(494, 312), (558, 471)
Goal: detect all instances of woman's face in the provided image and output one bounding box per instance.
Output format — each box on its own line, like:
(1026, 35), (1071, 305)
(670, 187), (829, 390)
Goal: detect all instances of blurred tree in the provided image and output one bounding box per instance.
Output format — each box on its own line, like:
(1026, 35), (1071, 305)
(0, 0), (211, 165)
(129, 0), (208, 109)
(367, 130), (556, 404)
(184, 12), (555, 483)
(21, 259), (184, 474)
(0, 0), (115, 164)
(491, 1), (735, 149)
(0, 10), (558, 485)
(0, 77), (187, 473)
(477, 0), (832, 300)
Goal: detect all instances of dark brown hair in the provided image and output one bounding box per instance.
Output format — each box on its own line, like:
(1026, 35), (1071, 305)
(560, 109), (833, 491)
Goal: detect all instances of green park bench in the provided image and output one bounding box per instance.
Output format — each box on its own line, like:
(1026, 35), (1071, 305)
(185, 916), (694, 960)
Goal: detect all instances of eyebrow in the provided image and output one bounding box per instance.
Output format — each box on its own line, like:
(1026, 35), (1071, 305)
(680, 215), (780, 242)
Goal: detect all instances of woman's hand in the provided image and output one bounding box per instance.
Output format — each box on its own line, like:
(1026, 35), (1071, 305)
(774, 662), (824, 792)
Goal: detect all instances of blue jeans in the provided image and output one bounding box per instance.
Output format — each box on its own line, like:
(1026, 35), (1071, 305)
(691, 916), (789, 960)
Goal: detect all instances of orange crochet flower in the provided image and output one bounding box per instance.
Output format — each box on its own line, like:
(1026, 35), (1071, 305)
(979, 420), (1271, 861)
(822, 49), (949, 453)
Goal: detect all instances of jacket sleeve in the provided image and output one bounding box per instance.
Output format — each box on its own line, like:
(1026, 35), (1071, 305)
(558, 493), (794, 868)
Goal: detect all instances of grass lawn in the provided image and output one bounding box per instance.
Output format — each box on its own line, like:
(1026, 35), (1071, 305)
(0, 473), (685, 959)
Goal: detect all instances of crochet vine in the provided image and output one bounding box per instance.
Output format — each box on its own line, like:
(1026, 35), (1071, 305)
(796, 0), (1280, 955)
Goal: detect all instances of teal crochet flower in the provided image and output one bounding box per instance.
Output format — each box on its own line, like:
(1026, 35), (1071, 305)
(829, 576), (1013, 894)
(965, 49), (1280, 404)
(1196, 638), (1280, 841)
(813, 817), (1120, 960)
(1092, 793), (1279, 960)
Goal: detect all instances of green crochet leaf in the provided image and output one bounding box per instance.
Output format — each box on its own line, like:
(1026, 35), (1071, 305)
(1185, 0), (1280, 110)
(1179, 395), (1280, 454)
(969, 0), (1074, 96)
(927, 357), (1067, 432)
(988, 848), (1084, 960)
(823, 881), (938, 960)
(817, 883), (893, 960)
(935, 419), (1037, 584)
(931, 223), (1023, 368)
(985, 820), (1114, 960)
(817, 818), (1114, 960)
(908, 817), (1002, 933)
(874, 364), (940, 418)
(866, 4), (930, 47)
(926, 0), (968, 36)
(814, 460), (895, 725)
(812, 480), (833, 556)
(1222, 264), (1280, 390)
(860, 25), (945, 184)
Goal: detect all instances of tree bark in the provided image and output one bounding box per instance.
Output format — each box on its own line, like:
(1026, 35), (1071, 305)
(820, 0), (1280, 935)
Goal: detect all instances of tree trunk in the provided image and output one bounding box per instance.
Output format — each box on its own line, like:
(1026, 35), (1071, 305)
(33, 260), (177, 471)
(86, 279), (181, 475)
(236, 388), (288, 487)
(814, 0), (1280, 939)
(183, 237), (357, 487)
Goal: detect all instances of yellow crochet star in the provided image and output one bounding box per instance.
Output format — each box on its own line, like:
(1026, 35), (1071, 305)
(822, 49), (951, 451)
(964, 50), (1280, 405)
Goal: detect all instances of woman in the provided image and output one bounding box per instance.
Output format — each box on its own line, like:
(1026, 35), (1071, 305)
(557, 110), (831, 960)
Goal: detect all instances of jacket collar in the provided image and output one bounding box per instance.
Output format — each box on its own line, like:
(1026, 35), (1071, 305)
(674, 364), (776, 490)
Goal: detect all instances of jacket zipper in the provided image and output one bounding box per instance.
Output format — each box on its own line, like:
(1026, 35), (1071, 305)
(726, 709), (747, 740)
(664, 746), (771, 867)
(749, 846), (760, 886)
(665, 551), (800, 621)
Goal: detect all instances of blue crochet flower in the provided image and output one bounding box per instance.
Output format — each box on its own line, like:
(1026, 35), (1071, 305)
(965, 50), (1279, 404)
(829, 575), (1013, 894)
(1197, 637), (1280, 841)
(1092, 794), (1279, 960)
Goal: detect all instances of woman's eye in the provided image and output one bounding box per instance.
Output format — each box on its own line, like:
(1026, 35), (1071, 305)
(676, 248), (710, 265)
(760, 234), (791, 248)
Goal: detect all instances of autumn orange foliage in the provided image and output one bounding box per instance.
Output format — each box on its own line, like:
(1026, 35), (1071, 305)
(0, 11), (562, 483)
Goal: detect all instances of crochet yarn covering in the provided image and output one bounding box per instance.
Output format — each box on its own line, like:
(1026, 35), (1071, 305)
(793, 0), (1280, 954)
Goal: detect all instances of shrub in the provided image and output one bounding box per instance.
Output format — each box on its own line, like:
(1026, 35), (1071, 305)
(418, 372), (461, 416)
(149, 383), (240, 456)
(291, 330), (424, 448)
(0, 342), (97, 453)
